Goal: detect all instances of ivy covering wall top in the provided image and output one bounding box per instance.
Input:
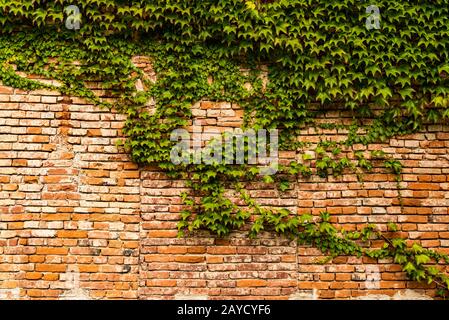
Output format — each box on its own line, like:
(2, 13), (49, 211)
(1, 0), (449, 298)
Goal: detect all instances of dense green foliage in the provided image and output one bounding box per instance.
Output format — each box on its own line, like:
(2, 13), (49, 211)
(1, 0), (449, 297)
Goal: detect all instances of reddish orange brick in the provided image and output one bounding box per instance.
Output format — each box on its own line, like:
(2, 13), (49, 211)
(408, 183), (440, 190)
(207, 247), (236, 254)
(42, 274), (59, 281)
(237, 280), (267, 287)
(12, 159), (27, 167)
(174, 256), (204, 263)
(78, 265), (99, 273)
(158, 247), (187, 254)
(27, 290), (44, 297)
(146, 280), (177, 287)
(25, 272), (43, 280)
(206, 256), (224, 264)
(35, 264), (67, 272)
(36, 247), (68, 255)
(147, 230), (178, 238)
(56, 230), (88, 238)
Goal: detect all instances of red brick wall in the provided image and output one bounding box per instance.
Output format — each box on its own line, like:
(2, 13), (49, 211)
(1, 74), (449, 299)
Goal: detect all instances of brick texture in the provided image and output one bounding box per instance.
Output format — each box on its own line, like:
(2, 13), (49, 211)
(0, 62), (449, 300)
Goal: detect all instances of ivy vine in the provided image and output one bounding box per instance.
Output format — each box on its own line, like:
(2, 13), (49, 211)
(1, 0), (449, 298)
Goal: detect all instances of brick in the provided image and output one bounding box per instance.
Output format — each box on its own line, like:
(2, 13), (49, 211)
(43, 274), (59, 281)
(174, 256), (205, 263)
(35, 264), (67, 272)
(0, 86), (14, 94)
(56, 230), (88, 238)
(158, 247), (187, 254)
(237, 280), (267, 287)
(26, 290), (44, 297)
(0, 76), (448, 301)
(408, 183), (440, 190)
(41, 96), (57, 103)
(25, 272), (43, 280)
(207, 247), (236, 254)
(36, 247), (68, 255)
(146, 280), (177, 287)
(206, 256), (224, 264)
(147, 230), (178, 238)
(200, 101), (217, 110)
(31, 230), (56, 238)
(78, 265), (100, 273)
(12, 159), (27, 167)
